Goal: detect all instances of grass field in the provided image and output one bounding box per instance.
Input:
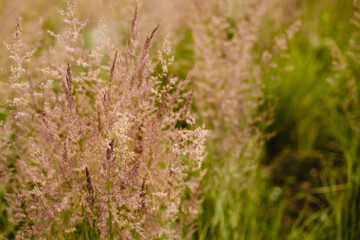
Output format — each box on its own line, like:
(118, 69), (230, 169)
(1, 0), (360, 239)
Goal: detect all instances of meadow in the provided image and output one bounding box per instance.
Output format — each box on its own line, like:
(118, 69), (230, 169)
(0, 0), (359, 239)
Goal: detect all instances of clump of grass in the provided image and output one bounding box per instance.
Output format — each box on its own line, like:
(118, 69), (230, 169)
(1, 1), (207, 239)
(188, 1), (301, 239)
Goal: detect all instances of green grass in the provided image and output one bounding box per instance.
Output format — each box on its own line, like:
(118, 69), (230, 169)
(196, 0), (360, 239)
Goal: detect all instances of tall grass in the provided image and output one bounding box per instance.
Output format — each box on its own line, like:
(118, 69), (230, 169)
(1, 0), (360, 239)
(1, 1), (207, 238)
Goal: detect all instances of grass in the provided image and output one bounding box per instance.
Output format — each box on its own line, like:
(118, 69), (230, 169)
(1, 0), (360, 239)
(197, 0), (360, 239)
